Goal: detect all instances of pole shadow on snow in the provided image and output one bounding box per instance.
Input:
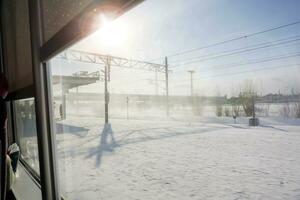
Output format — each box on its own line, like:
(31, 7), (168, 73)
(227, 123), (288, 132)
(85, 123), (227, 168)
(115, 126), (228, 147)
(259, 125), (288, 133)
(83, 118), (291, 168)
(85, 123), (118, 167)
(80, 118), (293, 168)
(55, 123), (89, 137)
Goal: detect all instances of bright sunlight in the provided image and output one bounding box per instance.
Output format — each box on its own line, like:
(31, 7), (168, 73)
(91, 14), (130, 48)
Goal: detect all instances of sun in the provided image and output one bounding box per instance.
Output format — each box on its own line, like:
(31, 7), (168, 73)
(91, 14), (130, 48)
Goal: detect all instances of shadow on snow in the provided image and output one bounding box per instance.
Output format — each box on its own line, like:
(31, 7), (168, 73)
(85, 123), (118, 167)
(85, 123), (227, 168)
(56, 123), (89, 137)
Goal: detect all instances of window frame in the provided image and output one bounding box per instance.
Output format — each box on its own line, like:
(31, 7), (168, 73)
(11, 97), (41, 183)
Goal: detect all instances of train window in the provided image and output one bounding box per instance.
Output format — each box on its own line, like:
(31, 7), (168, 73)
(46, 0), (300, 199)
(13, 98), (40, 175)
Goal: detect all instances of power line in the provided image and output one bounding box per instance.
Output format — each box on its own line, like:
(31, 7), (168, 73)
(171, 63), (300, 87)
(204, 52), (300, 71)
(114, 52), (300, 85)
(173, 51), (300, 73)
(169, 35), (300, 66)
(113, 53), (300, 90)
(199, 63), (300, 79)
(148, 20), (300, 62)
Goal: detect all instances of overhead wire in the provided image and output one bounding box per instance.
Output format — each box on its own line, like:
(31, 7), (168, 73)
(148, 20), (300, 62)
(172, 51), (300, 73)
(198, 63), (300, 79)
(171, 63), (300, 87)
(169, 35), (300, 67)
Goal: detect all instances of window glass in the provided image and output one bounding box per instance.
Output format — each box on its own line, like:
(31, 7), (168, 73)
(14, 98), (39, 175)
(48, 1), (300, 199)
(42, 0), (94, 42)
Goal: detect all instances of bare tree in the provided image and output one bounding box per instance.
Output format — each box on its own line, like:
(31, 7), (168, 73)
(215, 104), (223, 117)
(280, 102), (291, 117)
(229, 96), (241, 117)
(224, 105), (230, 117)
(263, 103), (270, 117)
(240, 80), (256, 117)
(292, 102), (300, 118)
(296, 102), (300, 118)
(232, 105), (240, 117)
(192, 96), (203, 116)
(214, 92), (224, 117)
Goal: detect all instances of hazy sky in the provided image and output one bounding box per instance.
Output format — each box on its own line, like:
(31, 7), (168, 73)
(53, 0), (300, 96)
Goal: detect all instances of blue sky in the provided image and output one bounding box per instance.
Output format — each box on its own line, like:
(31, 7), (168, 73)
(53, 0), (300, 96)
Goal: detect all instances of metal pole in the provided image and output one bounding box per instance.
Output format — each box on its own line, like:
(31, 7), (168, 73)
(104, 56), (110, 124)
(165, 57), (169, 116)
(155, 68), (158, 95)
(188, 70), (195, 96)
(191, 73), (193, 96)
(252, 93), (255, 118)
(126, 96), (129, 120)
(76, 87), (78, 115)
(62, 89), (67, 119)
(188, 70), (195, 115)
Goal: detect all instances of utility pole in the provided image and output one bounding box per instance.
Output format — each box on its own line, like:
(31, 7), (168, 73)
(76, 87), (79, 115)
(155, 68), (158, 95)
(187, 70), (195, 96)
(252, 93), (255, 119)
(126, 96), (129, 120)
(104, 56), (110, 124)
(249, 92), (259, 126)
(61, 88), (68, 120)
(165, 57), (169, 116)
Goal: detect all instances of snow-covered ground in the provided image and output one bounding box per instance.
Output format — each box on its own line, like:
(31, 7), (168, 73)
(55, 116), (300, 200)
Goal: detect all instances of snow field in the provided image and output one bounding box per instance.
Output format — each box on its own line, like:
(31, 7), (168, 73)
(55, 117), (300, 200)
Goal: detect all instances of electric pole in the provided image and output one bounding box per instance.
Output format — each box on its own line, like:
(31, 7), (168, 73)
(165, 57), (169, 116)
(252, 92), (256, 119)
(104, 56), (110, 124)
(126, 96), (129, 120)
(187, 70), (195, 96)
(155, 68), (158, 95)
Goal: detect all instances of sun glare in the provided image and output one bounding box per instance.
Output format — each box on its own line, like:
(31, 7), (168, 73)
(91, 14), (129, 47)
